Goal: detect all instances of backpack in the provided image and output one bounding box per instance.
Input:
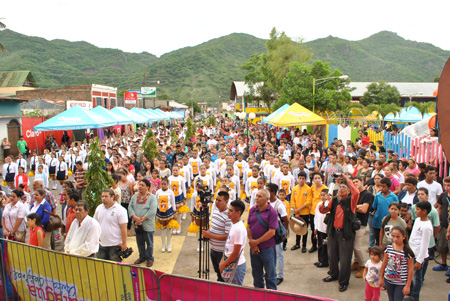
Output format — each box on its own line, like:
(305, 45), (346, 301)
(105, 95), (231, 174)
(255, 201), (287, 245)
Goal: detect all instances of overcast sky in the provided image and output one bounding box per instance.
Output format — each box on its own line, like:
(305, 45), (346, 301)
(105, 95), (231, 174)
(3, 0), (450, 57)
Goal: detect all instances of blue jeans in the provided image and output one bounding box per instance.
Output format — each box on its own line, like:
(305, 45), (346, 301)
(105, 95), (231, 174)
(210, 249), (225, 282)
(231, 262), (246, 285)
(250, 246), (277, 290)
(136, 231), (154, 261)
(275, 242), (284, 278)
(421, 247), (433, 282)
(411, 260), (425, 299)
(21, 152), (27, 160)
(368, 214), (375, 248)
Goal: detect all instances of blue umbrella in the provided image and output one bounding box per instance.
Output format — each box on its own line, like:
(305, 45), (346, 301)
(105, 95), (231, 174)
(34, 105), (116, 131)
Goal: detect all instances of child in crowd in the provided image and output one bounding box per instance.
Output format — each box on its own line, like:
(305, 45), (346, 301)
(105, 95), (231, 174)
(409, 201), (433, 300)
(314, 189), (329, 268)
(278, 189), (290, 251)
(379, 202), (407, 248)
(380, 226), (414, 301)
(399, 203), (413, 236)
(363, 246), (383, 301)
(27, 213), (45, 248)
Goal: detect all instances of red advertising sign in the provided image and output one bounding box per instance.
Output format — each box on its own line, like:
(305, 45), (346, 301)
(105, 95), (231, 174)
(124, 92), (137, 104)
(22, 117), (73, 153)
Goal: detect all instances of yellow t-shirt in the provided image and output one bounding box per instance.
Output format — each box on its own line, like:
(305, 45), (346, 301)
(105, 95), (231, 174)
(310, 184), (328, 215)
(292, 184), (312, 216)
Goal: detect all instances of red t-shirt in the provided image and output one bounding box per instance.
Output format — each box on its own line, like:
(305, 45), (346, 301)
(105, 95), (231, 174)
(29, 226), (45, 246)
(361, 137), (370, 146)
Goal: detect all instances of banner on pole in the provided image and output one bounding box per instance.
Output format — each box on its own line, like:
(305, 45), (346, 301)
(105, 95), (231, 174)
(141, 87), (156, 98)
(124, 92), (137, 104)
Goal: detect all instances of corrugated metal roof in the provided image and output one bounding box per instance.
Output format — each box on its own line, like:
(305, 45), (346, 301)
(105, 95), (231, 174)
(230, 81), (263, 100)
(349, 82), (438, 98)
(0, 71), (38, 88)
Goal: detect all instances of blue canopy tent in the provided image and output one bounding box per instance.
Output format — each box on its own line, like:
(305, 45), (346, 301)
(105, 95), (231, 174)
(149, 109), (170, 120)
(384, 107), (434, 123)
(174, 111), (185, 119)
(262, 104), (290, 124)
(145, 109), (165, 121)
(155, 108), (173, 119)
(168, 111), (181, 119)
(34, 105), (116, 131)
(111, 107), (149, 124)
(92, 106), (133, 125)
(130, 108), (160, 122)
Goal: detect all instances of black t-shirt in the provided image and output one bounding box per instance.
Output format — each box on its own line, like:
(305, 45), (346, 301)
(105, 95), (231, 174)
(356, 189), (374, 227)
(437, 193), (450, 228)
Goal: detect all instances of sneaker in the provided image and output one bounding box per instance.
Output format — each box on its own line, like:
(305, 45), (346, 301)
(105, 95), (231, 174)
(433, 264), (448, 272)
(446, 269), (450, 277)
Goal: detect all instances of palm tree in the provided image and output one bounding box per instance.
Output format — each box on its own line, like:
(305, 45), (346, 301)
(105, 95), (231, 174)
(405, 101), (435, 118)
(0, 19), (6, 53)
(367, 103), (402, 127)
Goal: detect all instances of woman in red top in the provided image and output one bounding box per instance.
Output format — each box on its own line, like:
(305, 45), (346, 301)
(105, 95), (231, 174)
(26, 213), (44, 247)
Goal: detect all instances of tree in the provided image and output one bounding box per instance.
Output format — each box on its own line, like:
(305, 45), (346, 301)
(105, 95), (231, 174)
(241, 27), (312, 111)
(360, 81), (401, 106)
(185, 100), (201, 115)
(207, 116), (216, 126)
(83, 138), (113, 216)
(185, 118), (194, 143)
(276, 60), (351, 112)
(170, 129), (178, 145)
(367, 103), (402, 127)
(405, 101), (436, 118)
(434, 75), (440, 83)
(142, 130), (158, 161)
(0, 19), (6, 53)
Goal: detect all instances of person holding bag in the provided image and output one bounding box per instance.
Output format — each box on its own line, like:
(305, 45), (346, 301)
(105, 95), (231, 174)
(2, 189), (27, 242)
(219, 200), (247, 285)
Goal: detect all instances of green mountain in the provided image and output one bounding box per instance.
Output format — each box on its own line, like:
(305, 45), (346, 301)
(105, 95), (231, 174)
(0, 29), (448, 106)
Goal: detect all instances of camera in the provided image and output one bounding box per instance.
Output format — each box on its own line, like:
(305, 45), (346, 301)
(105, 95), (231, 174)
(117, 247), (133, 259)
(197, 181), (213, 206)
(331, 172), (342, 179)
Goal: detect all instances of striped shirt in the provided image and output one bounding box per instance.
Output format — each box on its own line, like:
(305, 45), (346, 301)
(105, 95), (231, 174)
(209, 208), (232, 252)
(384, 244), (413, 285)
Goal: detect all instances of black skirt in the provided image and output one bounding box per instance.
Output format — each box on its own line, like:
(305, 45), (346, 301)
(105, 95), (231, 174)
(56, 170), (66, 181)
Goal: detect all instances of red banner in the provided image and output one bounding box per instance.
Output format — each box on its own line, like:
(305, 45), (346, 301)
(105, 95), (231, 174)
(124, 92), (137, 105)
(21, 117), (73, 153)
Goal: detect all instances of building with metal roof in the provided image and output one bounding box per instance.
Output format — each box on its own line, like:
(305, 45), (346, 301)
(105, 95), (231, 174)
(0, 71), (39, 96)
(349, 82), (438, 105)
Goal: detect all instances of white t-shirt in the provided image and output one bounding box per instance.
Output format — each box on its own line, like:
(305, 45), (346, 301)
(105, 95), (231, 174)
(365, 259), (382, 288)
(94, 203), (128, 247)
(269, 199), (287, 218)
(417, 181), (443, 206)
(224, 221), (247, 265)
(410, 218), (433, 264)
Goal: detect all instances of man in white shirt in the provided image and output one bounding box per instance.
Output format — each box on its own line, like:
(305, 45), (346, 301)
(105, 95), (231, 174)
(418, 166), (443, 206)
(65, 201), (102, 257)
(94, 189), (128, 262)
(219, 199), (247, 285)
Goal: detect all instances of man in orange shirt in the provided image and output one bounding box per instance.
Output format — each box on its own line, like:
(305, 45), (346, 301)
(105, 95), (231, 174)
(290, 171), (312, 253)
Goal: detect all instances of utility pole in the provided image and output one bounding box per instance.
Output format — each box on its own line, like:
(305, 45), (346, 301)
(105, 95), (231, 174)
(143, 67), (146, 109)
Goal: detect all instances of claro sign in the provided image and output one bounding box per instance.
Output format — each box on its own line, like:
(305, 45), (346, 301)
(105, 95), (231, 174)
(25, 129), (41, 138)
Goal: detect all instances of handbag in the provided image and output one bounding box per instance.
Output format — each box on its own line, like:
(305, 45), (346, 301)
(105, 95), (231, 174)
(220, 250), (243, 283)
(44, 209), (62, 232)
(13, 231), (26, 243)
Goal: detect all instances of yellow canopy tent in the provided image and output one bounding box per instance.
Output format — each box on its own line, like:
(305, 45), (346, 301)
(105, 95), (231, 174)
(268, 103), (326, 127)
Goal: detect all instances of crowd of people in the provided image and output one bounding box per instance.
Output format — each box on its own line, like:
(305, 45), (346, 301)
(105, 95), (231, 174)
(0, 119), (447, 300)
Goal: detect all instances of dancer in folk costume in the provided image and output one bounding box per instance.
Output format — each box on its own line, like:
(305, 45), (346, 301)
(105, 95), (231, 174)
(155, 178), (179, 253)
(168, 164), (188, 234)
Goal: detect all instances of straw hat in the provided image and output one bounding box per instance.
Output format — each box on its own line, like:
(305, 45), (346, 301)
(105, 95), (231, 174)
(289, 216), (308, 236)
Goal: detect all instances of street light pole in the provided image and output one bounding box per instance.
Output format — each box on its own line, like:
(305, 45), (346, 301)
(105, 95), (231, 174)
(312, 75), (348, 112)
